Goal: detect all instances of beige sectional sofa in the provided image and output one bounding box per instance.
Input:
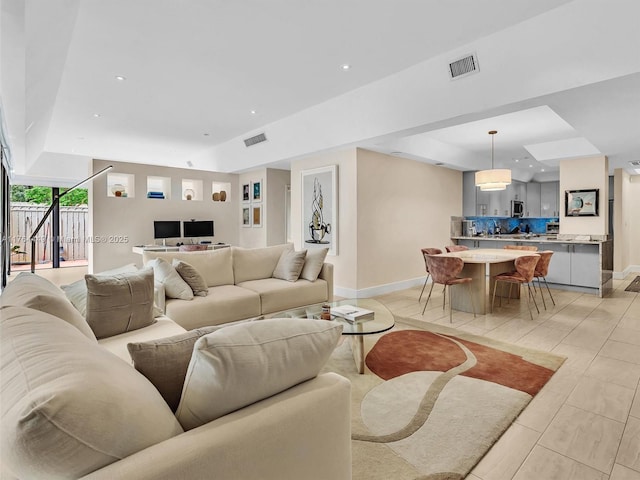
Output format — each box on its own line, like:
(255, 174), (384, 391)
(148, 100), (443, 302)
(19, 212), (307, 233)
(142, 243), (334, 330)
(0, 271), (351, 480)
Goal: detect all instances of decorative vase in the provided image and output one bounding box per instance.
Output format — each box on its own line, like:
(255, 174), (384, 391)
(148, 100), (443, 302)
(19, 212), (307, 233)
(115, 190), (122, 197)
(184, 188), (195, 201)
(212, 192), (220, 201)
(111, 184), (125, 197)
(220, 190), (227, 202)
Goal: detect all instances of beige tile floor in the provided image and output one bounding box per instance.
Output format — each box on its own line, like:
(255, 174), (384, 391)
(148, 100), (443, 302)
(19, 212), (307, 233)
(372, 275), (640, 480)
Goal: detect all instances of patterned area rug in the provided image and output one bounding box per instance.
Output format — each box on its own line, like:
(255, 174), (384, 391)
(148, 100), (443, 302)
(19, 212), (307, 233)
(323, 316), (565, 480)
(625, 276), (640, 292)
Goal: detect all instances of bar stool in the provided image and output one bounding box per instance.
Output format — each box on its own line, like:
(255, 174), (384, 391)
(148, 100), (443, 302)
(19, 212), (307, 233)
(419, 247), (443, 303)
(533, 250), (556, 309)
(423, 255), (476, 322)
(491, 255), (540, 320)
(445, 245), (469, 253)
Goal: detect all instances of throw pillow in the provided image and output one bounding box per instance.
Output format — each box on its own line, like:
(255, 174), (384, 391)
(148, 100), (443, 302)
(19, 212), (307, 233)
(172, 259), (208, 296)
(300, 247), (329, 281)
(0, 273), (97, 342)
(272, 249), (307, 282)
(1, 306), (183, 479)
(61, 263), (138, 316)
(147, 258), (194, 300)
(176, 318), (343, 430)
(127, 325), (221, 411)
(85, 268), (156, 339)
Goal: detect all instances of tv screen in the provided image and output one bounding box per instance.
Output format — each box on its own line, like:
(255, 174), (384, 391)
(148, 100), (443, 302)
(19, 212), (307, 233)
(153, 220), (181, 239)
(183, 220), (214, 238)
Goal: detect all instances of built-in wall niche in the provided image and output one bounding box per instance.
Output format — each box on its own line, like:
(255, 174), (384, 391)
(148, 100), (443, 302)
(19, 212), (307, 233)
(212, 181), (231, 202)
(182, 179), (203, 201)
(107, 173), (135, 198)
(146, 176), (171, 200)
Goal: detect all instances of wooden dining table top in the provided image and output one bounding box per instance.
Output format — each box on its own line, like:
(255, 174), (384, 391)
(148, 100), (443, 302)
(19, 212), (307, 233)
(437, 248), (540, 264)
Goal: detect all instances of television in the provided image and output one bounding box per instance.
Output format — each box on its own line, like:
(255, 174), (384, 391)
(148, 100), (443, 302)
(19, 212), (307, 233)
(153, 220), (181, 239)
(183, 220), (214, 238)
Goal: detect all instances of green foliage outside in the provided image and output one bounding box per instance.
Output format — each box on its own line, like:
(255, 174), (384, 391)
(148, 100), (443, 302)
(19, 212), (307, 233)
(10, 185), (88, 206)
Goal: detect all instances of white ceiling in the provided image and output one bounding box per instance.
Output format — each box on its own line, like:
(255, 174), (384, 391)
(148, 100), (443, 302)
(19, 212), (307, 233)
(1, 0), (639, 185)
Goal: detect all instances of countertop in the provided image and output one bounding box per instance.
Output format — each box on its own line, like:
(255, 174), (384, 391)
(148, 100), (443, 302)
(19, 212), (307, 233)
(451, 235), (608, 244)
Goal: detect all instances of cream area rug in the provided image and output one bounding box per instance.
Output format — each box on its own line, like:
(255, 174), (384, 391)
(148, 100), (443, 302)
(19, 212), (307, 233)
(323, 316), (566, 480)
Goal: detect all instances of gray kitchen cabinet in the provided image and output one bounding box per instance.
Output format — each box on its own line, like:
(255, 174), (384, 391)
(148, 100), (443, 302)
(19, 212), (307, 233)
(540, 182), (559, 217)
(571, 244), (600, 288)
(526, 183), (541, 217)
(544, 243), (572, 284)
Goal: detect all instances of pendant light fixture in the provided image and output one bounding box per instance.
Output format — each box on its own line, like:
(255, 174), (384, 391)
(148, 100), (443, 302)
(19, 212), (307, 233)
(475, 130), (511, 191)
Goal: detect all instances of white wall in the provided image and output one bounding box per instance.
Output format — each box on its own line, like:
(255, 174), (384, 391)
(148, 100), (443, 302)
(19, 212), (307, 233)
(559, 156), (608, 236)
(614, 169), (640, 277)
(90, 159), (238, 272)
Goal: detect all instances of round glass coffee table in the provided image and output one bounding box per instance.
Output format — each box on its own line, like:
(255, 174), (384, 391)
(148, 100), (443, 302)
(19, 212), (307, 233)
(266, 298), (395, 373)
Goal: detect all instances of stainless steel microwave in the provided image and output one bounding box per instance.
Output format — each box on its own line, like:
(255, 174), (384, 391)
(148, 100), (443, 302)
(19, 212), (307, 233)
(511, 200), (524, 218)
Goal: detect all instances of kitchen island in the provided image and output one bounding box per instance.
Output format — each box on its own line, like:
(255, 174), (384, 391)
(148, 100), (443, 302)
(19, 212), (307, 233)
(451, 235), (613, 297)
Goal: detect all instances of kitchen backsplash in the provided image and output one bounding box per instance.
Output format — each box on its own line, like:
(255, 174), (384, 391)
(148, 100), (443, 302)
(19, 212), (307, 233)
(465, 216), (560, 235)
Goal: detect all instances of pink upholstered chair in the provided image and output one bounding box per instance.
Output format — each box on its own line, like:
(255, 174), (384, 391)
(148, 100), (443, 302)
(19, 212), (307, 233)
(533, 250), (555, 309)
(503, 245), (538, 252)
(491, 255), (540, 320)
(445, 245), (469, 253)
(423, 255), (476, 322)
(419, 248), (443, 303)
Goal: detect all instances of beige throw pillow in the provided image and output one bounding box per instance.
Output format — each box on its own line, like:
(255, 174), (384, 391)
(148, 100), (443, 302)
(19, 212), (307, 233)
(0, 273), (97, 342)
(147, 258), (194, 300)
(176, 318), (343, 430)
(300, 247), (329, 281)
(272, 249), (307, 282)
(172, 259), (208, 296)
(127, 325), (221, 411)
(85, 269), (156, 339)
(1, 306), (183, 479)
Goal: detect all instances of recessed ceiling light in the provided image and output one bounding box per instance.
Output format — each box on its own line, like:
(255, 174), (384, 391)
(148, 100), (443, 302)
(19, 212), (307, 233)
(115, 75), (126, 81)
(250, 110), (257, 115)
(341, 64), (351, 70)
(529, 164), (533, 168)
(541, 168), (545, 172)
(514, 159), (519, 162)
(93, 113), (101, 118)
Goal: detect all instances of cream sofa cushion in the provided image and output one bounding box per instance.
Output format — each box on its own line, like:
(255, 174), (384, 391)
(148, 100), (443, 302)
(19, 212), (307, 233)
(301, 247), (330, 281)
(173, 259), (208, 296)
(176, 318), (342, 430)
(143, 248), (234, 287)
(0, 306), (183, 479)
(0, 272), (97, 342)
(239, 277), (329, 314)
(85, 268), (156, 339)
(147, 258), (194, 300)
(272, 249), (307, 282)
(232, 243), (293, 284)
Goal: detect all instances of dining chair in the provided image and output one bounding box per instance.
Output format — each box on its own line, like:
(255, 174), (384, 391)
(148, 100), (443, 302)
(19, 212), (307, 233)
(419, 248), (443, 303)
(445, 245), (469, 253)
(503, 245), (538, 251)
(491, 255), (540, 320)
(533, 250), (555, 309)
(423, 255), (476, 322)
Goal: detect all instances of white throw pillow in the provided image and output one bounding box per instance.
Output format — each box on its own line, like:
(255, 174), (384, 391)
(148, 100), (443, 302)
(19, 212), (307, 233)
(176, 318), (343, 430)
(272, 249), (307, 282)
(300, 247), (329, 281)
(147, 258), (194, 300)
(1, 306), (183, 479)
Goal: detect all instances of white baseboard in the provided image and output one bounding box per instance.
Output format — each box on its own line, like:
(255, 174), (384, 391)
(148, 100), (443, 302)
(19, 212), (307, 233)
(613, 265), (640, 280)
(334, 276), (426, 299)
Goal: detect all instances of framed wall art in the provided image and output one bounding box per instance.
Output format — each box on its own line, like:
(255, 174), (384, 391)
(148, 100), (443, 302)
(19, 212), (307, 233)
(565, 188), (599, 216)
(301, 165), (337, 255)
(242, 183), (250, 203)
(242, 206), (251, 227)
(252, 204), (262, 228)
(252, 180), (262, 202)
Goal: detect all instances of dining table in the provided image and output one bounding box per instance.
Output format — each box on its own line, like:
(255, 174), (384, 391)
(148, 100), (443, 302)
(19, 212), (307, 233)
(436, 248), (540, 315)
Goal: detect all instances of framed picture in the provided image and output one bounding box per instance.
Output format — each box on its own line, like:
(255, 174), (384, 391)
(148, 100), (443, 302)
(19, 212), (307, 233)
(565, 189), (599, 216)
(242, 206), (251, 227)
(301, 165), (337, 255)
(252, 180), (262, 202)
(242, 183), (250, 203)
(252, 204), (262, 228)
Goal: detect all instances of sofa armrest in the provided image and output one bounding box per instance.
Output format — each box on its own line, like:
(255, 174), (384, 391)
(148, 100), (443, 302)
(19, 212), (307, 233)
(81, 372), (351, 480)
(318, 263), (334, 302)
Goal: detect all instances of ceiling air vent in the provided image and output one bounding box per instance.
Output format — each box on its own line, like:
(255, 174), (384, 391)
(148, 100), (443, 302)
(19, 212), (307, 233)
(629, 161), (640, 166)
(244, 132), (267, 147)
(448, 53), (479, 79)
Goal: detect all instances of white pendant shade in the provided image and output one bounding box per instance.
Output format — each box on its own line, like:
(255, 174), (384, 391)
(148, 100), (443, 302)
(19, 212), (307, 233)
(475, 169), (512, 191)
(475, 130), (511, 192)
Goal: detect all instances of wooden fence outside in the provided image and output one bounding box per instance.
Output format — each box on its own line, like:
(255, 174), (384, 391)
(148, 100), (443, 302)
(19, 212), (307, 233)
(10, 203), (89, 265)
